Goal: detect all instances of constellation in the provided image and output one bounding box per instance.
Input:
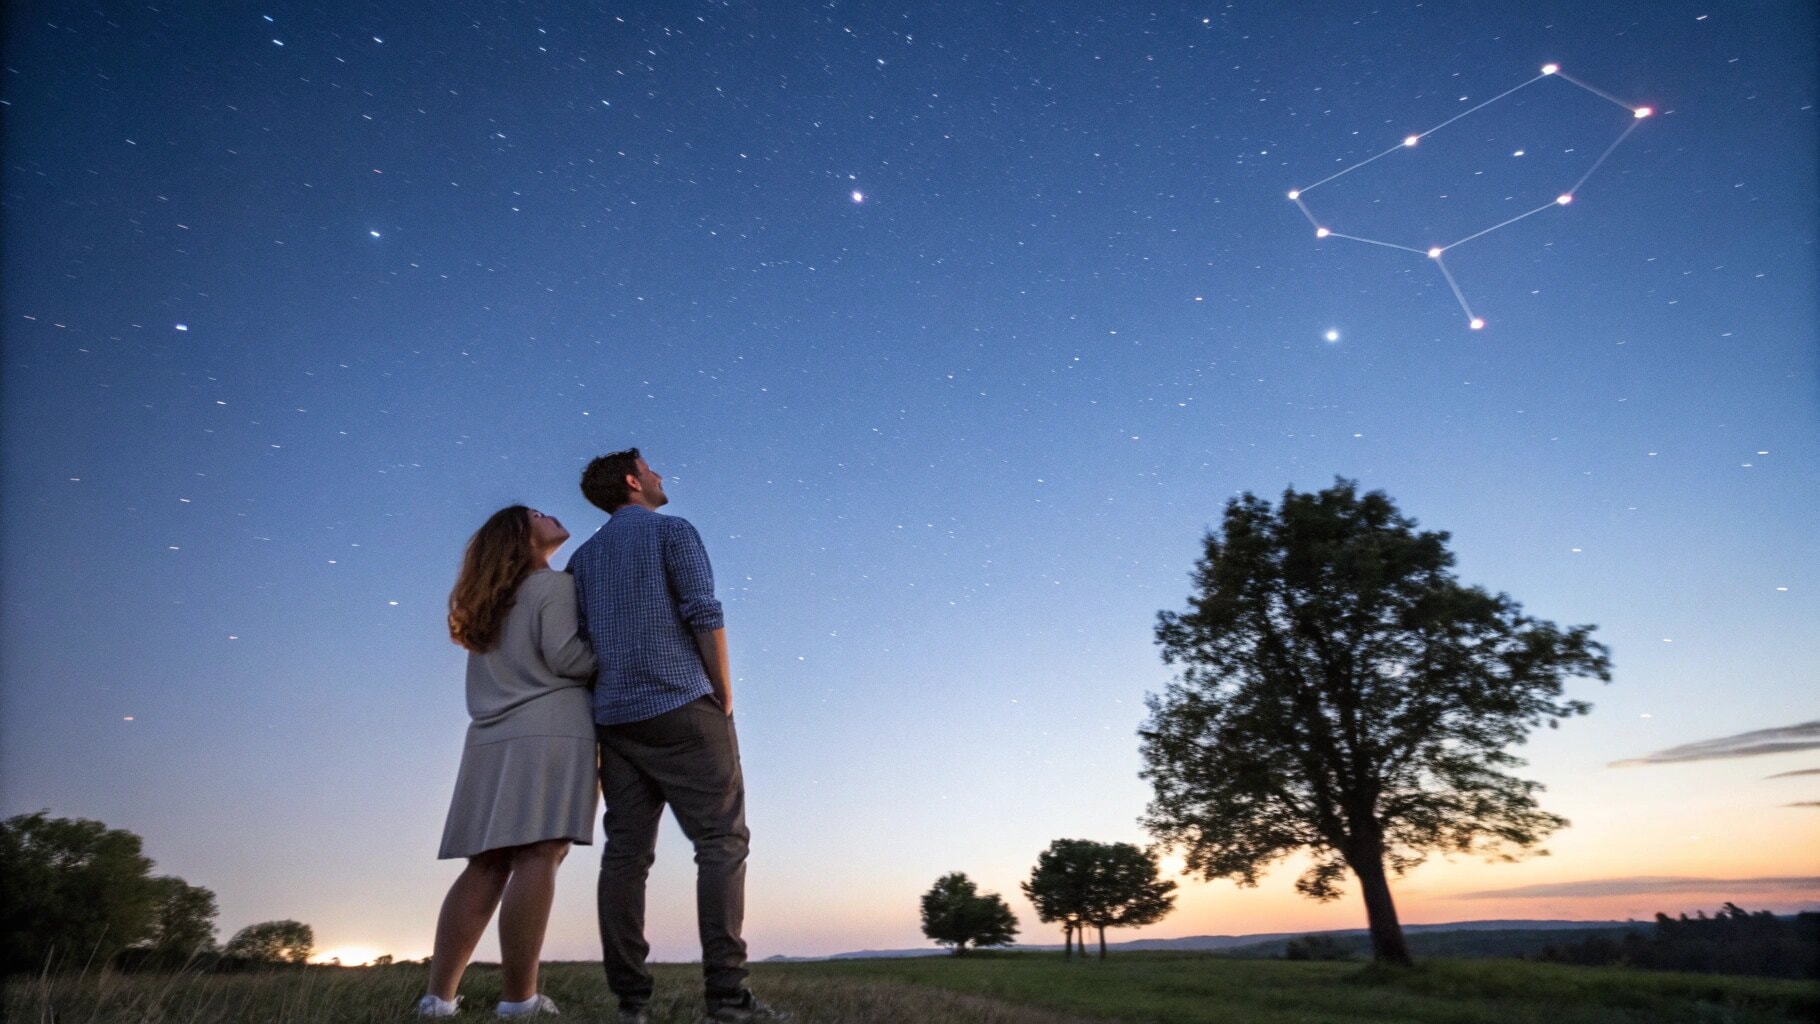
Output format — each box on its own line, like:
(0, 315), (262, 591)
(1289, 64), (1652, 330)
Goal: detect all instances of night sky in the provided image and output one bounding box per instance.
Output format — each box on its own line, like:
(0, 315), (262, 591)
(3, 2), (1815, 964)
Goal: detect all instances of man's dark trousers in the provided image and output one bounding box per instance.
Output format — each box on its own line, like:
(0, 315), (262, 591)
(596, 696), (750, 1008)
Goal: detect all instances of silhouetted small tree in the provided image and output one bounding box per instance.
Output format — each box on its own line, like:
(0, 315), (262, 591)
(1078, 842), (1175, 958)
(140, 876), (219, 959)
(1022, 840), (1095, 958)
(224, 920), (314, 965)
(1141, 480), (1609, 966)
(920, 873), (1018, 955)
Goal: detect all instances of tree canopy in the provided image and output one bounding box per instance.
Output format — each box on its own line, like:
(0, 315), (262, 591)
(1139, 480), (1609, 964)
(224, 920), (315, 965)
(0, 811), (160, 974)
(919, 873), (1018, 955)
(141, 876), (220, 958)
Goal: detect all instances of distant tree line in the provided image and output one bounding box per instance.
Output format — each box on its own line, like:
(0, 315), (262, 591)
(1282, 934), (1353, 961)
(1535, 905), (1819, 980)
(1, 811), (314, 975)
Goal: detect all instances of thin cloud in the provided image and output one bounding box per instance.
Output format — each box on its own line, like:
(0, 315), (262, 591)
(1766, 768), (1820, 779)
(1610, 720), (1820, 767)
(1785, 802), (1820, 808)
(1453, 876), (1820, 900)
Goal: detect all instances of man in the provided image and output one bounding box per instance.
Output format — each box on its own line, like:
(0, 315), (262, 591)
(568, 449), (787, 1024)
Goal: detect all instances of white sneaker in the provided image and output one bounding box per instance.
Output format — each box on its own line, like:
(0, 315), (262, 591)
(497, 994), (560, 1018)
(416, 994), (462, 1017)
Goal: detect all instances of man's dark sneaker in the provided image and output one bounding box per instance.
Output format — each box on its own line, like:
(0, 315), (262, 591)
(701, 990), (791, 1023)
(616, 1007), (650, 1024)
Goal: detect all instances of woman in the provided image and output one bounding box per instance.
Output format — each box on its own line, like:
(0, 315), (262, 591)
(417, 506), (596, 1018)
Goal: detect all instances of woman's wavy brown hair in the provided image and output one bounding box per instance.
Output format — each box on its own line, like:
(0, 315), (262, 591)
(448, 505), (537, 652)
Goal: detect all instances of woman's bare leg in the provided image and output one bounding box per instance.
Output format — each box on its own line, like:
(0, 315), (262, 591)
(497, 840), (571, 1002)
(427, 850), (513, 1002)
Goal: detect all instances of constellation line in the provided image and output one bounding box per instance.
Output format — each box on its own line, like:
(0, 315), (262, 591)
(1296, 140), (1413, 195)
(1325, 231), (1429, 255)
(1295, 71), (1553, 196)
(1444, 199), (1561, 251)
(1291, 196), (1321, 228)
(1413, 73), (1549, 143)
(1553, 70), (1640, 113)
(1568, 118), (1644, 196)
(1431, 255), (1480, 328)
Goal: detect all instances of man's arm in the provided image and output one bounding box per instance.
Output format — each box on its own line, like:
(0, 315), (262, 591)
(694, 627), (732, 714)
(665, 518), (732, 714)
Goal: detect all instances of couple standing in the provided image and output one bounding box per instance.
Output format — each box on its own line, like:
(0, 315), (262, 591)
(416, 449), (787, 1024)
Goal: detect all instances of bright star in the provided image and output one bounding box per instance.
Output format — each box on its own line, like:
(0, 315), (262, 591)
(369, 230), (381, 238)
(1324, 329), (1341, 342)
(850, 190), (865, 203)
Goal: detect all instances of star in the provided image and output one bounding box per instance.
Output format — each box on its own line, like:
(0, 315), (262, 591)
(1324, 329), (1341, 342)
(850, 190), (865, 204)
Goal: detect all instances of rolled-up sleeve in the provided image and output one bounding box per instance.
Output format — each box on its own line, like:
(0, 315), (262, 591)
(663, 518), (724, 631)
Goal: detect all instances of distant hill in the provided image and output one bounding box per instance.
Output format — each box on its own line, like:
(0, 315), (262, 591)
(761, 919), (1644, 962)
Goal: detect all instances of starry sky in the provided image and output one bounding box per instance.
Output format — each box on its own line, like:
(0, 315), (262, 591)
(3, 1), (1816, 965)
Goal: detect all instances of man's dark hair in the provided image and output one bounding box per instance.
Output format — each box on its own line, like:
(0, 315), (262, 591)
(581, 448), (642, 512)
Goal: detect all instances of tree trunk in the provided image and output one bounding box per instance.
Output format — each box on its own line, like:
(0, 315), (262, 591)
(1097, 925), (1106, 960)
(1063, 922), (1073, 959)
(1351, 853), (1412, 966)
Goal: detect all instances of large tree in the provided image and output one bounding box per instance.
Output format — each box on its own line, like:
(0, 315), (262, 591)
(919, 873), (1018, 955)
(0, 811), (160, 974)
(224, 920), (314, 965)
(1140, 480), (1609, 965)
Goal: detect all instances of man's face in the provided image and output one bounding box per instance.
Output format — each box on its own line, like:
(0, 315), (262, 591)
(632, 457), (668, 508)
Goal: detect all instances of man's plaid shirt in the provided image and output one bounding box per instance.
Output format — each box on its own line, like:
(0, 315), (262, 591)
(567, 504), (725, 726)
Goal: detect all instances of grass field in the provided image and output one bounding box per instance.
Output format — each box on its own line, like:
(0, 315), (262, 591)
(780, 952), (1819, 1024)
(6, 952), (1816, 1024)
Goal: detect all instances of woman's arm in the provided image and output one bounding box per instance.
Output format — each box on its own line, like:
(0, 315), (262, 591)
(537, 573), (597, 681)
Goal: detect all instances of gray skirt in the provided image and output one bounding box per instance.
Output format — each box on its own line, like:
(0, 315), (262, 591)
(438, 734), (599, 859)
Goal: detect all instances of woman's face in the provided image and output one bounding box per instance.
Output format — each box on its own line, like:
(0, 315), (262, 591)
(527, 509), (570, 550)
